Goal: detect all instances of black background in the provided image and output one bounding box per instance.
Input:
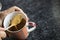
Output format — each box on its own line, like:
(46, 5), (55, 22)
(0, 0), (60, 40)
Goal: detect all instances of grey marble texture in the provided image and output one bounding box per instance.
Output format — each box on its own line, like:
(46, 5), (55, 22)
(0, 0), (60, 40)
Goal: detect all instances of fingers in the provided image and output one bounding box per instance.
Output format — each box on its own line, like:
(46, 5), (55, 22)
(1, 6), (23, 15)
(0, 38), (2, 40)
(8, 6), (24, 13)
(0, 27), (5, 31)
(0, 27), (6, 39)
(11, 6), (21, 11)
(0, 27), (6, 40)
(0, 31), (6, 39)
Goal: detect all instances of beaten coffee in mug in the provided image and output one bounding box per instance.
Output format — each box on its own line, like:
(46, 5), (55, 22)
(3, 11), (36, 40)
(9, 17), (26, 31)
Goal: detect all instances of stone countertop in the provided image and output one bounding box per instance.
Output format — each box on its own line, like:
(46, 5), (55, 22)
(0, 0), (60, 40)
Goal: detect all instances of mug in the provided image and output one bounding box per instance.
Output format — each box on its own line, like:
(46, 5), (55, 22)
(3, 11), (36, 39)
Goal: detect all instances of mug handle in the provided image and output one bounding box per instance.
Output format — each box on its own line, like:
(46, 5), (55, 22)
(27, 22), (36, 33)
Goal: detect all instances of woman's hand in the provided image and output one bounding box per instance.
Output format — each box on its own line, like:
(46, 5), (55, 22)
(0, 27), (6, 40)
(0, 6), (29, 40)
(0, 6), (23, 40)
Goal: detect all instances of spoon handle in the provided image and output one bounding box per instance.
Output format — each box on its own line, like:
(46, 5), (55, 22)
(5, 25), (14, 30)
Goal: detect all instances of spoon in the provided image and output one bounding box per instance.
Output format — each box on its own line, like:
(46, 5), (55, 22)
(5, 14), (23, 30)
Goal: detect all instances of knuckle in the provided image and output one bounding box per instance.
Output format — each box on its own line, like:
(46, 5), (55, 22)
(0, 31), (6, 38)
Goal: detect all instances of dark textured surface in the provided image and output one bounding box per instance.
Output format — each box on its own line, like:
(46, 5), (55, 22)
(0, 0), (60, 40)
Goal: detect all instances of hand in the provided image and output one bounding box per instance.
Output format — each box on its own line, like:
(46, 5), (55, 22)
(0, 6), (29, 40)
(0, 27), (6, 40)
(0, 6), (23, 40)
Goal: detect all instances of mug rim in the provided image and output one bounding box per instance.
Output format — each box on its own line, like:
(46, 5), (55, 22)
(3, 11), (28, 33)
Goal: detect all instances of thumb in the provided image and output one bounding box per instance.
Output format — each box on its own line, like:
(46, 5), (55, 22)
(0, 31), (6, 39)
